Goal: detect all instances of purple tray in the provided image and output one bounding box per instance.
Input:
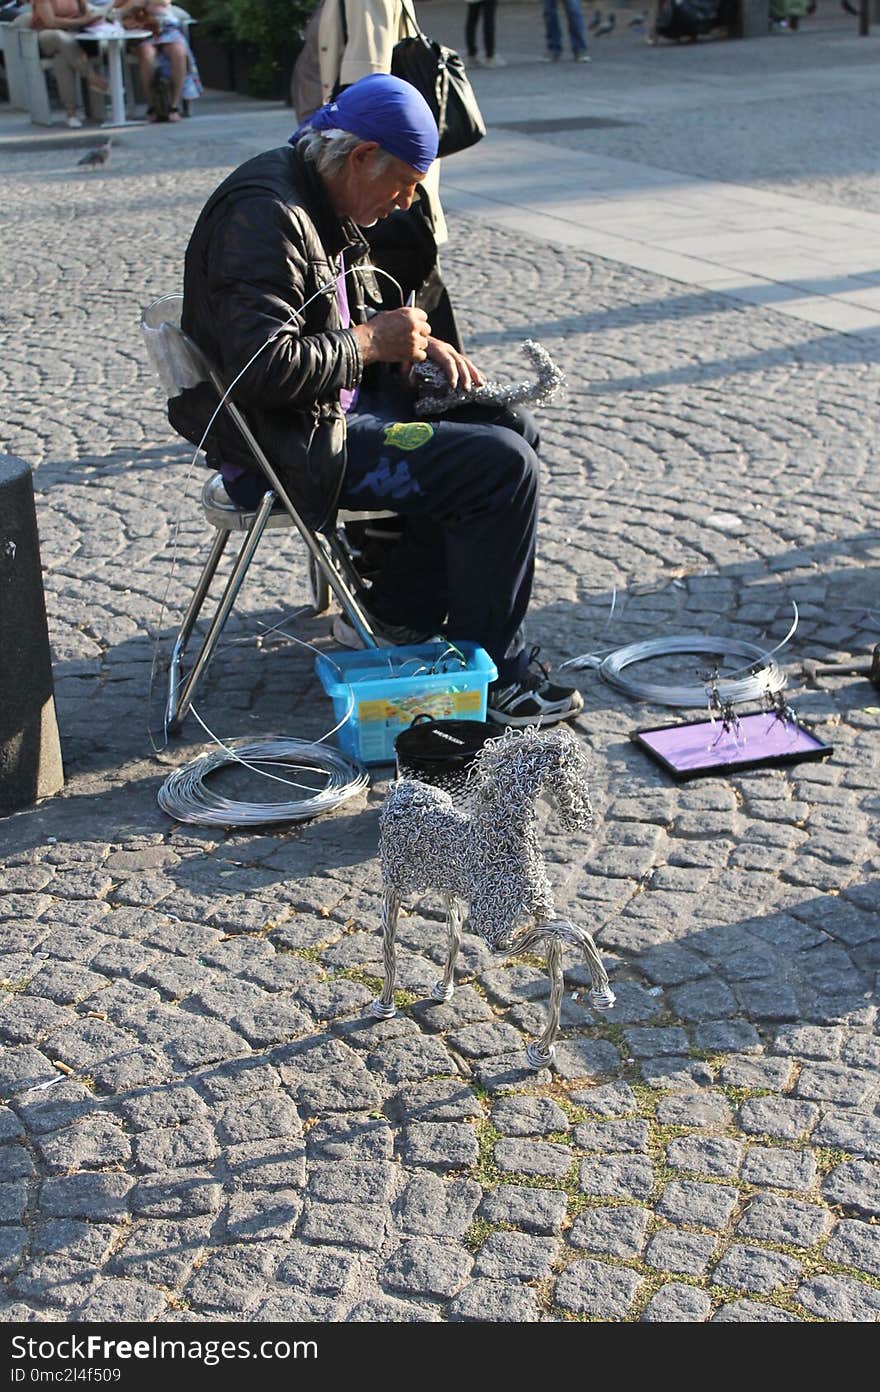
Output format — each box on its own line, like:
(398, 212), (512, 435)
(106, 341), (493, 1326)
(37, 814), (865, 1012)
(632, 712), (832, 782)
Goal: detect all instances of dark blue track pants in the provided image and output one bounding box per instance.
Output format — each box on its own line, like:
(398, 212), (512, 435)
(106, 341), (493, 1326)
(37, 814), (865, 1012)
(339, 389), (540, 684)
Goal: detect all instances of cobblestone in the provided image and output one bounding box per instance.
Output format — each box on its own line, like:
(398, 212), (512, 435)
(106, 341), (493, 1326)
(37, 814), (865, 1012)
(3, 16), (879, 1322)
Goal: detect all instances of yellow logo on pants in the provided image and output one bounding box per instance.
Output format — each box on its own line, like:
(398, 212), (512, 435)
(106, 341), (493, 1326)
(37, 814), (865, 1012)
(383, 421), (435, 451)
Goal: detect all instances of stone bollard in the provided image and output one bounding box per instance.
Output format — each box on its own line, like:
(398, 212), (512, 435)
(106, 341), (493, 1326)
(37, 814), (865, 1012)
(0, 455), (64, 814)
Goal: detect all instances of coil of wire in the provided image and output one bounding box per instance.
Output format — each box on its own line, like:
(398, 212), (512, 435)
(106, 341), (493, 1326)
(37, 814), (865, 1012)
(157, 737), (369, 827)
(597, 636), (787, 708)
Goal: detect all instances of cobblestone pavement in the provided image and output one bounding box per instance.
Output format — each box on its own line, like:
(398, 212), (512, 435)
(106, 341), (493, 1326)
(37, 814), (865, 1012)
(1, 18), (879, 1323)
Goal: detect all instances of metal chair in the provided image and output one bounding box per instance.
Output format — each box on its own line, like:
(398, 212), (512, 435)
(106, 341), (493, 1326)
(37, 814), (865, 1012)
(142, 293), (391, 735)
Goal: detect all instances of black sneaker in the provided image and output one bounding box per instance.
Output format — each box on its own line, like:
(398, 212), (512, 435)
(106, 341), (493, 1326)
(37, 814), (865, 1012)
(486, 647), (584, 727)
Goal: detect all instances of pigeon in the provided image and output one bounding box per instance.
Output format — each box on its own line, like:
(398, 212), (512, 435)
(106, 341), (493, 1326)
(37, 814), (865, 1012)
(594, 13), (616, 35)
(77, 139), (112, 169)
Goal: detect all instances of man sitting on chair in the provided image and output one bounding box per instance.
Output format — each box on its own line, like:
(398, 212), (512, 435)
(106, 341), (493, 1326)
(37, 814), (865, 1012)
(169, 74), (582, 728)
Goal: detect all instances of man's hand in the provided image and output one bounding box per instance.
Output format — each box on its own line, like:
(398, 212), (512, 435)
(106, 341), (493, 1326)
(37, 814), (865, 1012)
(353, 307), (431, 367)
(424, 338), (485, 392)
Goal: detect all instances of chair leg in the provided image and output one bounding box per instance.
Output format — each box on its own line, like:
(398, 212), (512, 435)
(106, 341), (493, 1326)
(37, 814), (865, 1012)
(165, 524), (231, 732)
(165, 490), (276, 734)
(371, 887), (402, 1019)
(431, 896), (462, 1002)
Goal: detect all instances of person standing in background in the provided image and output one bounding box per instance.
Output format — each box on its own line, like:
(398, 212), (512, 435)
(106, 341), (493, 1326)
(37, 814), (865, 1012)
(465, 0), (505, 67)
(542, 0), (591, 61)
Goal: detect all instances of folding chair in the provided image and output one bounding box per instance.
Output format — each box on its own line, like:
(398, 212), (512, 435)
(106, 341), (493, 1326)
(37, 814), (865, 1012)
(141, 293), (392, 735)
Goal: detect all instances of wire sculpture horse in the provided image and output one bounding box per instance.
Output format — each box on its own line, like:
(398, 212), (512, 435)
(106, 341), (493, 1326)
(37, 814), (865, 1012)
(373, 725), (615, 1067)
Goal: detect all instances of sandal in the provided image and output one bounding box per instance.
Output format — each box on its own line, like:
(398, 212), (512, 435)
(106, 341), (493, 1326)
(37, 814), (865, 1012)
(167, 107), (181, 123)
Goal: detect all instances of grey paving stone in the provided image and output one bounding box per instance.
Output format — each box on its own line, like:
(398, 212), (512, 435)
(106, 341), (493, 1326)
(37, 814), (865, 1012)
(473, 1231), (558, 1280)
(796, 1063), (875, 1106)
(551, 1038), (621, 1079)
(840, 1034), (880, 1071)
(478, 1185), (567, 1235)
(655, 1092), (733, 1129)
(495, 1138), (574, 1179)
(401, 1122), (480, 1171)
(0, 1146), (34, 1183)
(448, 1278), (541, 1322)
(772, 1025), (843, 1060)
(641, 1282), (712, 1322)
(639, 1057), (714, 1090)
(0, 1110), (24, 1143)
(222, 1138), (307, 1189)
(713, 1299), (802, 1322)
(295, 1065), (381, 1115)
(658, 1181), (740, 1230)
(813, 1109), (880, 1160)
(692, 1020), (762, 1054)
(223, 1190), (303, 1241)
(554, 1258), (642, 1318)
(668, 978), (737, 1021)
(824, 1218), (880, 1277)
(646, 1228), (717, 1276)
(666, 1137), (743, 1179)
(347, 1296), (441, 1322)
(35, 1118), (131, 1174)
(111, 1218), (212, 1286)
(381, 1236), (472, 1298)
(719, 1055), (795, 1090)
(39, 1173), (133, 1222)
(569, 1082), (638, 1117)
(624, 1026), (689, 1057)
(410, 986), (494, 1032)
(574, 1119), (649, 1154)
(120, 1086), (208, 1131)
(568, 1204), (649, 1259)
(579, 1155), (654, 1201)
(388, 1079), (484, 1123)
(216, 1094), (300, 1146)
(129, 1173), (222, 1219)
(194, 1059), (280, 1103)
(307, 1116), (394, 1161)
(0, 1228), (25, 1276)
(739, 1096), (819, 1141)
(0, 1181), (29, 1225)
(713, 1243), (802, 1294)
(275, 1243), (361, 1293)
(796, 1273), (880, 1322)
(740, 1146), (817, 1193)
(394, 1174), (482, 1238)
(491, 1095), (569, 1136)
(822, 1159), (880, 1218)
(736, 1194), (831, 1248)
(185, 1241), (280, 1313)
(365, 1035), (457, 1084)
(308, 1161), (395, 1206)
(299, 1202), (388, 1251)
(73, 1277), (167, 1322)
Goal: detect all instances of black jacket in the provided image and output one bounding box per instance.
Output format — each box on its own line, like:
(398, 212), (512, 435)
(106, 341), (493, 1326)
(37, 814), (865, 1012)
(169, 143), (379, 532)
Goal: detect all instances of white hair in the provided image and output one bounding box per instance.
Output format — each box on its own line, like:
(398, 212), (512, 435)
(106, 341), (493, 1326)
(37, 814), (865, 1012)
(297, 127), (393, 178)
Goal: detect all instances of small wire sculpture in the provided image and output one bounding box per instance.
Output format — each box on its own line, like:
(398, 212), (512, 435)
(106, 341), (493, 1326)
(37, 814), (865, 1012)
(411, 340), (566, 418)
(373, 726), (615, 1068)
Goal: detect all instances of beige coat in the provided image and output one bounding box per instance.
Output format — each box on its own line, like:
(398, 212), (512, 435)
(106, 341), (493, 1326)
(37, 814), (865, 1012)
(315, 0), (446, 243)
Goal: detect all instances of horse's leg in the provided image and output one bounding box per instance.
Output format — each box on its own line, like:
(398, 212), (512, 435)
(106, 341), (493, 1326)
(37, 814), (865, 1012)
(526, 935), (563, 1069)
(430, 895), (462, 1003)
(548, 917), (616, 1011)
(370, 886), (402, 1020)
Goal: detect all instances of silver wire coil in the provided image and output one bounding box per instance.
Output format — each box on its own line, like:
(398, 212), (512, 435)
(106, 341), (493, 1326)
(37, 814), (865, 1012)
(597, 636), (787, 708)
(157, 738), (369, 827)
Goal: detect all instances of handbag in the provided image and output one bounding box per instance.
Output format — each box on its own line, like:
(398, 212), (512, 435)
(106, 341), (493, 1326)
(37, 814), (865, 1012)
(392, 0), (486, 158)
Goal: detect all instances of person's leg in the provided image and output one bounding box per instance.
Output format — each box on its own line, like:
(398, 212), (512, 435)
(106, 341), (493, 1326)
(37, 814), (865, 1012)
(483, 0), (497, 58)
(138, 40), (158, 114)
(340, 396), (539, 682)
(161, 37), (187, 114)
(465, 1), (481, 58)
(564, 0), (590, 54)
(543, 0), (563, 55)
(38, 30), (105, 117)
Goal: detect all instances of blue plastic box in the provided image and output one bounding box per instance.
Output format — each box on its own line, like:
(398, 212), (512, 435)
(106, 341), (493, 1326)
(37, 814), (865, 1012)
(315, 641), (498, 766)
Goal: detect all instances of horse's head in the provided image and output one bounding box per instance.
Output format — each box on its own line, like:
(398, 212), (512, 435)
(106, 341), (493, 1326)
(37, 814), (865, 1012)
(542, 727), (594, 831)
(470, 726), (594, 831)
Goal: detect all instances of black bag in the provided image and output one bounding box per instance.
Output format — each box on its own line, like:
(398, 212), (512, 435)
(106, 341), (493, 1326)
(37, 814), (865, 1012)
(392, 2), (485, 158)
(655, 0), (722, 38)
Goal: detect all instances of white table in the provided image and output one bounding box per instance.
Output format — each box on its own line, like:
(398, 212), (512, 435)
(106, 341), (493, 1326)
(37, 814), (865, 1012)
(76, 22), (151, 128)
